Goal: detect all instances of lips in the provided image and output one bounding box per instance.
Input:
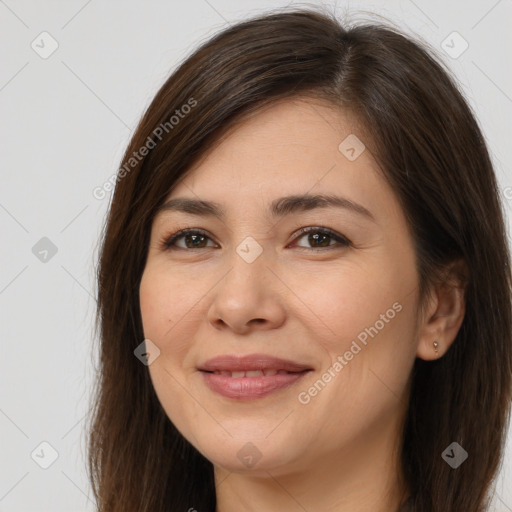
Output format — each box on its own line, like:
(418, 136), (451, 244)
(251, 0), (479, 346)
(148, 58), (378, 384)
(199, 354), (313, 373)
(211, 369), (292, 377)
(198, 354), (313, 400)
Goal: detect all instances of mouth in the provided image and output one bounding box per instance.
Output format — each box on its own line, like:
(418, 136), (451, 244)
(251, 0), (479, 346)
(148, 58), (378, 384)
(197, 354), (313, 400)
(207, 369), (299, 377)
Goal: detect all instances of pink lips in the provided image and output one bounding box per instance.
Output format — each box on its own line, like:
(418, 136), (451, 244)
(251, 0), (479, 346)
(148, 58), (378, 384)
(198, 354), (312, 400)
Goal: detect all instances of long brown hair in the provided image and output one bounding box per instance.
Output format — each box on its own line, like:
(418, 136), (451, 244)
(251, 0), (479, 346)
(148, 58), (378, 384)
(87, 6), (512, 511)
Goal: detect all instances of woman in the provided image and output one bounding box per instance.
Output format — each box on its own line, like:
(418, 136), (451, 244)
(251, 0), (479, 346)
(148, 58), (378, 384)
(87, 7), (512, 512)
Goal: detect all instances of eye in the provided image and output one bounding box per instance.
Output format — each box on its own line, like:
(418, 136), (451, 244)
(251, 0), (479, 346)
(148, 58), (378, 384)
(162, 228), (216, 250)
(161, 226), (351, 251)
(291, 226), (351, 250)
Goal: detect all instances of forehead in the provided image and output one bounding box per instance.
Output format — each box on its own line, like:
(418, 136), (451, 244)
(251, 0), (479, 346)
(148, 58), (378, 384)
(162, 97), (401, 226)
(185, 97), (364, 176)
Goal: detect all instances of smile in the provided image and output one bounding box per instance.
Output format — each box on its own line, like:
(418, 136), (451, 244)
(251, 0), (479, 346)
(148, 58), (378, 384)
(210, 369), (296, 377)
(198, 354), (313, 399)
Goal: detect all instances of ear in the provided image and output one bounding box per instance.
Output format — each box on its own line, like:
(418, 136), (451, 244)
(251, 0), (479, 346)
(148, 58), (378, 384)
(416, 259), (468, 361)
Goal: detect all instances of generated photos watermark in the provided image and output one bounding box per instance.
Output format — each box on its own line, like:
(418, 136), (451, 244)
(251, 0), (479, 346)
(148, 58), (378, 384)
(93, 97), (197, 200)
(298, 301), (403, 405)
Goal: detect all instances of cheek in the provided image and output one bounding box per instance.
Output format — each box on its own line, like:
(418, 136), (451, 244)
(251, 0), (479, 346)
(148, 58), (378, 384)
(284, 257), (413, 349)
(139, 262), (220, 380)
(139, 266), (202, 434)
(139, 268), (167, 340)
(139, 264), (198, 342)
(140, 266), (187, 372)
(319, 263), (418, 397)
(299, 256), (419, 407)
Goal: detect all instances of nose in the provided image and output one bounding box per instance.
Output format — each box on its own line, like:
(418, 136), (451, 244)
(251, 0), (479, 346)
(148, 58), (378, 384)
(206, 247), (287, 334)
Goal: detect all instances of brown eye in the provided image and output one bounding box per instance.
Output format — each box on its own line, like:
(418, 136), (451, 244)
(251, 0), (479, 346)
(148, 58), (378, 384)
(293, 227), (351, 250)
(163, 229), (216, 250)
(162, 226), (351, 251)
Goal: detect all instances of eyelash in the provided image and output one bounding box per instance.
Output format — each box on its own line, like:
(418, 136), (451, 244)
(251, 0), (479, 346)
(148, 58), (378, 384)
(161, 226), (352, 252)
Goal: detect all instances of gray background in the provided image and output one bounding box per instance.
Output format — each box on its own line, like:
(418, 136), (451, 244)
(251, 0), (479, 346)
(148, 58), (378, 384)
(0, 0), (511, 510)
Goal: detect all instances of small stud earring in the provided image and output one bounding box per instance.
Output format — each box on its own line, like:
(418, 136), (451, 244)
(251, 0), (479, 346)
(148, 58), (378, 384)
(433, 341), (439, 356)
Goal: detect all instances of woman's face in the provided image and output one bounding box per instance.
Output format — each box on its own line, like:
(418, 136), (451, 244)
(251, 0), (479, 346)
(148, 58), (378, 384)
(139, 97), (423, 476)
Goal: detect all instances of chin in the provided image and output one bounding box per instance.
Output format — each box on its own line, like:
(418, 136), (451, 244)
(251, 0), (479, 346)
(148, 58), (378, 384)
(184, 427), (305, 475)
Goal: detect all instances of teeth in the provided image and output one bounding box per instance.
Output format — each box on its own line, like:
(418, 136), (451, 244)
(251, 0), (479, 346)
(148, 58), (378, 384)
(212, 369), (291, 377)
(246, 370), (264, 377)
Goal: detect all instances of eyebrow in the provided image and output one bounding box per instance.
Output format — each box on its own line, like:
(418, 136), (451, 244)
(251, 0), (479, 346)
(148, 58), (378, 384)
(157, 193), (376, 223)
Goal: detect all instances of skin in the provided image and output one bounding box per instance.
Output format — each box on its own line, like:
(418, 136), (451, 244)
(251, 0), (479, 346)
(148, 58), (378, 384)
(139, 97), (465, 511)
